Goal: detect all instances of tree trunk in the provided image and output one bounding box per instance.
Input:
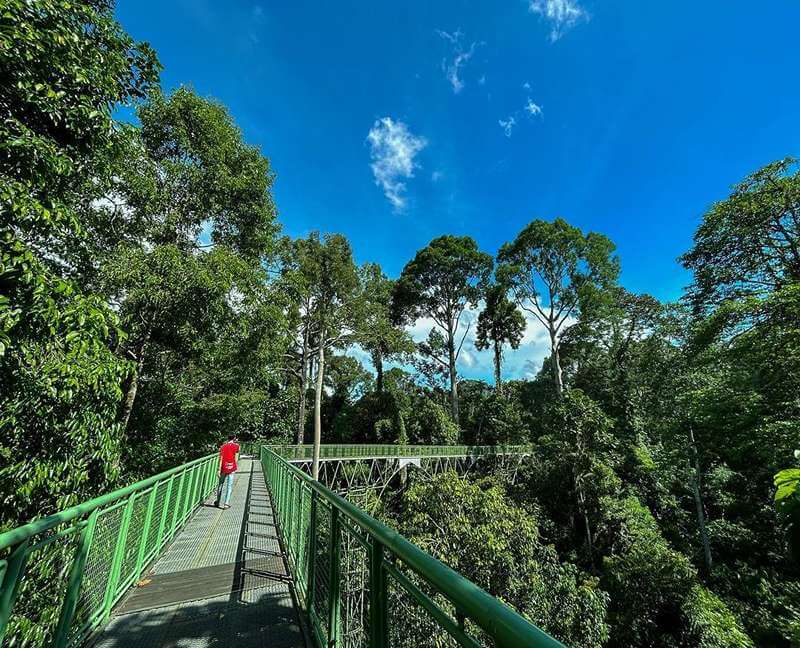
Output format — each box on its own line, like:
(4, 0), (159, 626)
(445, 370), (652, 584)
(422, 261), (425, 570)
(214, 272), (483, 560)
(296, 323), (310, 445)
(447, 327), (459, 424)
(689, 426), (713, 572)
(374, 350), (384, 394)
(311, 339), (325, 480)
(119, 325), (152, 433)
(549, 327), (564, 397)
(493, 338), (503, 397)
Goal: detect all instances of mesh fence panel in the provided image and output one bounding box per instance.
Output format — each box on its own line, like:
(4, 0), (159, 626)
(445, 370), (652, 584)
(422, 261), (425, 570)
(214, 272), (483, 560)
(4, 528), (80, 647)
(387, 571), (461, 648)
(143, 482), (166, 562)
(312, 499), (332, 644)
(117, 492), (150, 591)
(72, 503), (125, 635)
(340, 522), (370, 648)
(164, 474), (182, 540)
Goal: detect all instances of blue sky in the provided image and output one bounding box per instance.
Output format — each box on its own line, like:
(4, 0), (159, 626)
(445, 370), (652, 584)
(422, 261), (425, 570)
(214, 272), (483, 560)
(116, 0), (800, 380)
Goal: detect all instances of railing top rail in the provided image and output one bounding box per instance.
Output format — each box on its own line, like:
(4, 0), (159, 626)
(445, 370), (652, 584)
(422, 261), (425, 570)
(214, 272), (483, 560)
(264, 447), (562, 648)
(0, 453), (215, 551)
(268, 444), (531, 461)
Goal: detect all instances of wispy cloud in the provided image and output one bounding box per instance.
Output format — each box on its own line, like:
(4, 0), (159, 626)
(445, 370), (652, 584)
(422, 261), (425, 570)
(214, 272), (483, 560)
(436, 29), (480, 94)
(528, 0), (589, 41)
(367, 117), (427, 211)
(525, 98), (543, 117)
(499, 115), (517, 138)
(498, 93), (543, 137)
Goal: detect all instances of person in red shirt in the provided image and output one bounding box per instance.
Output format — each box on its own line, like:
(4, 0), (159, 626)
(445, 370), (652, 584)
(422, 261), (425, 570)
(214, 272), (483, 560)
(217, 434), (240, 509)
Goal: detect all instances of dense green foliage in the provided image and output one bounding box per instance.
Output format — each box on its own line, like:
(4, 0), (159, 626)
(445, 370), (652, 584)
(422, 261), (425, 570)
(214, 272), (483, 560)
(2, 2), (799, 646)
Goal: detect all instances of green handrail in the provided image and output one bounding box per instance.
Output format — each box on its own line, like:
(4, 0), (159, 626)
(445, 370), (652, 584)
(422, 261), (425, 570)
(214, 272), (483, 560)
(0, 453), (219, 646)
(261, 446), (564, 648)
(269, 443), (531, 462)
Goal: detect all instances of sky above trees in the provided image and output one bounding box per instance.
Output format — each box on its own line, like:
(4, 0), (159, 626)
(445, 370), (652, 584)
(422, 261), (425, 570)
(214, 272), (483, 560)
(114, 0), (800, 381)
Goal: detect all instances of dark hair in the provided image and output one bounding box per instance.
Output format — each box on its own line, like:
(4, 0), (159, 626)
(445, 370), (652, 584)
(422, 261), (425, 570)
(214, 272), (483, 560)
(227, 433), (237, 441)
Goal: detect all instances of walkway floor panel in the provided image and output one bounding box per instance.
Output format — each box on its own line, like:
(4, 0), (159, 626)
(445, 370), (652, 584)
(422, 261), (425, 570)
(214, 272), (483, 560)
(93, 459), (305, 648)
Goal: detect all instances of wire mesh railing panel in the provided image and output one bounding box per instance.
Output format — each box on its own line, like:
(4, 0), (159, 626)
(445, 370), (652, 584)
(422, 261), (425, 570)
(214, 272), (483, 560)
(117, 492), (151, 591)
(2, 527), (81, 647)
(259, 446), (562, 648)
(0, 454), (217, 647)
(71, 503), (125, 637)
(143, 482), (166, 562)
(311, 499), (332, 646)
(340, 521), (371, 648)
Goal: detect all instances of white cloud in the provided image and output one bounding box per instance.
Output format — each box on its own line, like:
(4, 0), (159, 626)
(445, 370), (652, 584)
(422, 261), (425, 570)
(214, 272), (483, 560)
(436, 29), (479, 94)
(523, 81), (531, 90)
(525, 98), (543, 117)
(367, 117), (428, 211)
(478, 74), (487, 86)
(499, 115), (517, 137)
(528, 0), (589, 41)
(431, 170), (444, 182)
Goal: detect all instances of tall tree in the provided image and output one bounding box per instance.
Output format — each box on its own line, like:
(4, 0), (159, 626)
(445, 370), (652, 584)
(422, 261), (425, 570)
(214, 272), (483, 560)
(358, 263), (413, 394)
(681, 157), (800, 319)
(103, 87), (278, 432)
(498, 218), (618, 397)
(285, 233), (361, 478)
(475, 284), (526, 396)
(1, 0), (159, 528)
(393, 236), (492, 424)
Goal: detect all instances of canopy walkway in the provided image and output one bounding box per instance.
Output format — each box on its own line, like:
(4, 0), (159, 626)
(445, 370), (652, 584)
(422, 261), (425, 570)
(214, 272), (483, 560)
(0, 445), (563, 648)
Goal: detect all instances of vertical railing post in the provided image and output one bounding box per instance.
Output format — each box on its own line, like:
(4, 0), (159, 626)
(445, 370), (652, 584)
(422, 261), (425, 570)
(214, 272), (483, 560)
(53, 512), (99, 647)
(102, 494), (136, 620)
(327, 506), (342, 647)
(133, 485), (158, 578)
(0, 539), (30, 643)
(307, 489), (318, 612)
(155, 477), (174, 550)
(369, 541), (388, 648)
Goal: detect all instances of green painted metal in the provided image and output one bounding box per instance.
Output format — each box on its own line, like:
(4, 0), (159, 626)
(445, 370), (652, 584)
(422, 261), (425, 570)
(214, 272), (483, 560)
(0, 540), (30, 644)
(270, 443), (530, 462)
(260, 446), (564, 648)
(327, 506), (342, 647)
(0, 453), (219, 645)
(53, 514), (97, 648)
(369, 541), (388, 648)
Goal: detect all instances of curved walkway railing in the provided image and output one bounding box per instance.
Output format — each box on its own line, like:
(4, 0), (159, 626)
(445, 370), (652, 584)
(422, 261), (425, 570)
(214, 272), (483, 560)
(0, 454), (219, 647)
(261, 446), (563, 648)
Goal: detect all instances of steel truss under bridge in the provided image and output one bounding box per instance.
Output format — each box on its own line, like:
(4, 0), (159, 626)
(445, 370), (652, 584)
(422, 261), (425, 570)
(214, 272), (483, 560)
(270, 444), (531, 510)
(260, 444), (553, 648)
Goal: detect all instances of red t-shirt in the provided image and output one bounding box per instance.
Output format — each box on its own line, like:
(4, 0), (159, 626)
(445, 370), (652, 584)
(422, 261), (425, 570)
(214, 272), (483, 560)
(220, 441), (240, 475)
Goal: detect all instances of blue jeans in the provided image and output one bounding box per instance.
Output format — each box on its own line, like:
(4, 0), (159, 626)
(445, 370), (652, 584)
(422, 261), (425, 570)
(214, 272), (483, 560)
(217, 472), (234, 506)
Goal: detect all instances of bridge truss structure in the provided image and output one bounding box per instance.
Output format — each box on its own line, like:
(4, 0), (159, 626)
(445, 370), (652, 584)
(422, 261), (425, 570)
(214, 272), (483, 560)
(262, 444), (555, 648)
(275, 444), (530, 503)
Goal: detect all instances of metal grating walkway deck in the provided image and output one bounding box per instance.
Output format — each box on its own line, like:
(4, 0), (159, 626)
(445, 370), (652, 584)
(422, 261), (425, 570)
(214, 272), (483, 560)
(92, 459), (306, 648)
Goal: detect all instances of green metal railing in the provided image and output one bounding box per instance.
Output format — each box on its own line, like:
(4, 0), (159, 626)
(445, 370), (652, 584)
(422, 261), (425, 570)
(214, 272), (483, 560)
(271, 444), (530, 462)
(0, 453), (220, 646)
(261, 446), (563, 648)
